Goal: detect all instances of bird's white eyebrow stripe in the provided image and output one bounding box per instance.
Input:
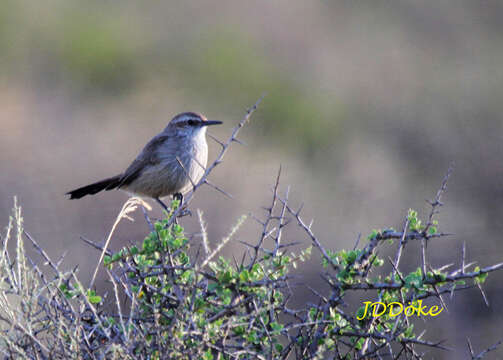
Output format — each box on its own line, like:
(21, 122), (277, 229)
(175, 118), (201, 127)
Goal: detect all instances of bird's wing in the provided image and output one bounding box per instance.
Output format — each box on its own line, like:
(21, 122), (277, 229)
(117, 134), (171, 188)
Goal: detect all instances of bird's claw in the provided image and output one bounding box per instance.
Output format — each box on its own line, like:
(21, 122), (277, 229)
(178, 208), (192, 218)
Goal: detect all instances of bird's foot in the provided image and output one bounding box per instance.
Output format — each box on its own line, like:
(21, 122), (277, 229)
(171, 208), (191, 226)
(173, 193), (184, 208)
(178, 208), (192, 218)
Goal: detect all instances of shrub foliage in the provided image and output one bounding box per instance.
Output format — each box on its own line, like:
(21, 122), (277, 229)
(1, 101), (502, 359)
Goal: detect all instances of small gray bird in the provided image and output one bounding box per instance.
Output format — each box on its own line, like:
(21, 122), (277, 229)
(67, 112), (222, 210)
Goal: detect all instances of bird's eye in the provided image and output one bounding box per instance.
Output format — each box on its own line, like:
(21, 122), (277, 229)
(187, 120), (196, 126)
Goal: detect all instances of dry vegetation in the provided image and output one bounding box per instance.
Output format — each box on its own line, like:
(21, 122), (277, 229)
(1, 100), (502, 359)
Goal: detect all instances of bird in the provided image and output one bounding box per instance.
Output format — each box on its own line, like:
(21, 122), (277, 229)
(66, 112), (222, 211)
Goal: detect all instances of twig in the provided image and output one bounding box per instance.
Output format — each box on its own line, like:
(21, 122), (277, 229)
(471, 339), (503, 360)
(167, 95), (265, 225)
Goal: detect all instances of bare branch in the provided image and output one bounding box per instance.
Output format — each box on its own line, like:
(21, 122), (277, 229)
(167, 95), (265, 225)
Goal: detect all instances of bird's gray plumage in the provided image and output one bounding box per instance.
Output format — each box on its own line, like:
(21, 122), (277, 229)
(66, 112), (217, 201)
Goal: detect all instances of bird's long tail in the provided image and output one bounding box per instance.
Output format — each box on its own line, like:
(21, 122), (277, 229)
(66, 175), (122, 199)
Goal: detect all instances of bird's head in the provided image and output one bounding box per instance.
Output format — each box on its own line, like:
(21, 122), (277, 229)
(167, 112), (222, 137)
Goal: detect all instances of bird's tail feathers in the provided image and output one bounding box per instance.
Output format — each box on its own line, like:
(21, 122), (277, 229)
(66, 175), (122, 199)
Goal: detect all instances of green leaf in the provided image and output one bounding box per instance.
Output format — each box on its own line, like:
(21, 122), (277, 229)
(270, 322), (284, 333)
(239, 269), (250, 283)
(407, 209), (423, 231)
(475, 268), (488, 284)
(180, 270), (193, 283)
(346, 250), (358, 264)
(367, 229), (379, 240)
(403, 324), (415, 338)
(203, 349), (213, 360)
(355, 337), (365, 350)
(88, 295), (102, 304)
(233, 325), (245, 336)
(356, 306), (367, 321)
(404, 270), (423, 289)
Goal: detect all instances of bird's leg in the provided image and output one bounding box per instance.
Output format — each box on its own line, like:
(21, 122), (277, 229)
(173, 193), (183, 206)
(173, 193), (192, 218)
(155, 198), (170, 212)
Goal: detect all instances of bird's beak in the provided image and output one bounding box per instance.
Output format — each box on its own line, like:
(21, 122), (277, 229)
(202, 120), (223, 126)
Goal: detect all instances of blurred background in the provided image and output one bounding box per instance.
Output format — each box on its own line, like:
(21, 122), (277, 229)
(1, 1), (502, 357)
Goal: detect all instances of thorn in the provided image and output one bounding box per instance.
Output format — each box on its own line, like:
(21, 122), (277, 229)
(296, 203), (304, 216)
(204, 179), (233, 199)
(231, 138), (247, 146)
(238, 240), (256, 248)
(56, 251), (69, 268)
(477, 283), (490, 307)
(435, 263), (454, 272)
(249, 213), (266, 226)
(353, 233), (361, 250)
(466, 338), (475, 356)
(278, 241), (303, 249)
(207, 133), (225, 147)
(461, 241), (466, 275)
